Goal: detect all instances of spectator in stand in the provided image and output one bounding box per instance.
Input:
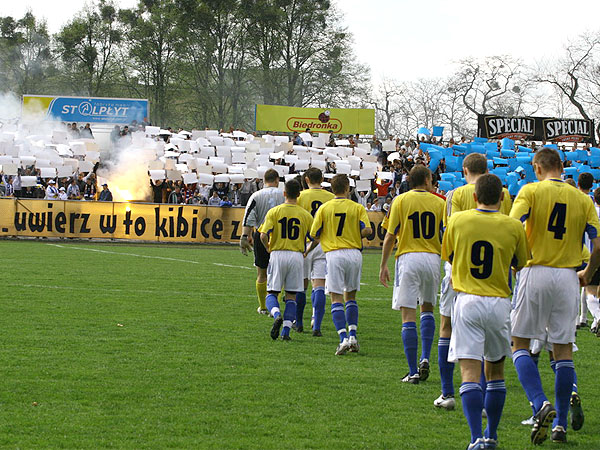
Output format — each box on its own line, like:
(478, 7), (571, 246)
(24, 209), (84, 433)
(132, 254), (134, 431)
(83, 176), (97, 201)
(208, 191), (221, 206)
(99, 184), (113, 201)
(45, 180), (59, 200)
(240, 178), (257, 206)
(219, 195), (233, 207)
(150, 179), (166, 203)
(58, 187), (68, 200)
(81, 123), (94, 139)
(12, 172), (21, 198)
(357, 190), (368, 208)
(369, 201), (381, 211)
(214, 182), (229, 199)
(67, 178), (81, 199)
(375, 177), (393, 206)
(69, 122), (80, 138)
(230, 184), (242, 206)
(196, 183), (211, 203)
(182, 184), (195, 204)
(293, 131), (305, 146)
(168, 185), (184, 204)
(110, 125), (121, 147)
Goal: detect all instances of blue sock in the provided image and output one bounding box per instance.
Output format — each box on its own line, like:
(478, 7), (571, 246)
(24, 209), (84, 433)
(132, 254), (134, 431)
(331, 303), (347, 342)
(345, 300), (358, 338)
(295, 292), (306, 328)
(281, 300), (296, 337)
(484, 380), (506, 441)
(402, 322), (418, 376)
(460, 382), (484, 443)
(313, 287), (326, 331)
(550, 358), (556, 374)
(573, 370), (578, 394)
(554, 360), (575, 429)
(420, 311), (435, 361)
(266, 294), (281, 319)
(480, 362), (487, 405)
(513, 349), (548, 412)
(438, 337), (455, 396)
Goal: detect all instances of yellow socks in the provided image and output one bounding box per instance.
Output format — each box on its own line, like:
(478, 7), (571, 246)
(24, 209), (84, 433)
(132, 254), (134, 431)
(256, 281), (267, 310)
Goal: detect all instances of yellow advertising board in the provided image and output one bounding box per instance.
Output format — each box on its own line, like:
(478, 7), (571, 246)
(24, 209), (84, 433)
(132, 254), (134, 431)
(0, 199), (386, 247)
(255, 104), (375, 135)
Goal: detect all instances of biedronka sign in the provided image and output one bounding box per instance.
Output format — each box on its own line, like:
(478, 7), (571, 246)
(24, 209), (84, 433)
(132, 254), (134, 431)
(255, 104), (375, 135)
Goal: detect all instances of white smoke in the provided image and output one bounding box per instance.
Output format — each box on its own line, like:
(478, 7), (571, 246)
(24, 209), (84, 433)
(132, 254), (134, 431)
(0, 91), (22, 125)
(97, 134), (158, 202)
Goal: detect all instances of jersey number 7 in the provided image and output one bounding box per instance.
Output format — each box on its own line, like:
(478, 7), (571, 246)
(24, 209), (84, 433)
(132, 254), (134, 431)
(335, 213), (346, 236)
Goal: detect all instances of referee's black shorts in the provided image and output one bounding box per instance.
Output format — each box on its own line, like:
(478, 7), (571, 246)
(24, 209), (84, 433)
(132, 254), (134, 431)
(253, 230), (270, 269)
(590, 267), (600, 286)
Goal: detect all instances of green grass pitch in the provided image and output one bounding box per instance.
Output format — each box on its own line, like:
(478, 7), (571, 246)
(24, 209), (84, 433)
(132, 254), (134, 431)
(1, 240), (599, 449)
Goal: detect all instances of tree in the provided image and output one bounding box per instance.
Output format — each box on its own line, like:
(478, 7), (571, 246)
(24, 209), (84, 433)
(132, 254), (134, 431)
(55, 1), (122, 96)
(120, 0), (182, 126)
(0, 12), (53, 95)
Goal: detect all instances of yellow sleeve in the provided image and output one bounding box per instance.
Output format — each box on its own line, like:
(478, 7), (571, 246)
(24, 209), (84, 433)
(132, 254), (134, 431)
(500, 188), (513, 215)
(450, 188), (462, 216)
(310, 206), (324, 239)
(304, 212), (314, 240)
(509, 184), (533, 223)
(359, 204), (371, 231)
(387, 195), (401, 235)
(258, 209), (274, 234)
(513, 222), (529, 270)
(441, 216), (455, 262)
(584, 196), (600, 240)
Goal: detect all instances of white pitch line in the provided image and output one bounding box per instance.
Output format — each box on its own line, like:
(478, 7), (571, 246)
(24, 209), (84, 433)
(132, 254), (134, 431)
(46, 243), (253, 270)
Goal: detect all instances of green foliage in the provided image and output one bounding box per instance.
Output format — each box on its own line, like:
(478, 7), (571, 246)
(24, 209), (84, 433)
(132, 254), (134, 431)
(0, 240), (599, 448)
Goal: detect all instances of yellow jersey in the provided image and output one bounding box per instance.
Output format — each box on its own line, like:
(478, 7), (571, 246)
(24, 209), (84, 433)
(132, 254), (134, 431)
(442, 209), (529, 298)
(258, 203), (313, 253)
(310, 198), (370, 252)
(298, 188), (335, 217)
(510, 178), (600, 268)
(450, 183), (513, 217)
(387, 189), (445, 258)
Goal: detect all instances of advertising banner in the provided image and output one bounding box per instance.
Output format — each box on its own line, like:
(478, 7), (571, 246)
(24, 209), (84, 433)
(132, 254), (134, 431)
(0, 199), (387, 248)
(478, 114), (596, 144)
(255, 104), (375, 135)
(22, 95), (149, 124)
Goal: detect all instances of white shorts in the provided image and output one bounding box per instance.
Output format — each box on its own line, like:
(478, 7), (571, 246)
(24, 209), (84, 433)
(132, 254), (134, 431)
(325, 249), (362, 294)
(448, 293), (512, 363)
(392, 252), (441, 310)
(511, 265), (579, 344)
(439, 261), (456, 317)
(267, 250), (304, 293)
(304, 243), (327, 280)
(530, 334), (579, 354)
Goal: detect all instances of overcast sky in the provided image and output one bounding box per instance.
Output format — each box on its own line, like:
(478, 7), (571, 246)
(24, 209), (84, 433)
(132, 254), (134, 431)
(4, 0), (600, 83)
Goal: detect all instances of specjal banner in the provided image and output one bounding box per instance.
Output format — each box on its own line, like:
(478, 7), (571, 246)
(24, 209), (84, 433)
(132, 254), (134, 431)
(22, 95), (149, 124)
(255, 104), (375, 135)
(477, 114), (596, 144)
(0, 199), (387, 247)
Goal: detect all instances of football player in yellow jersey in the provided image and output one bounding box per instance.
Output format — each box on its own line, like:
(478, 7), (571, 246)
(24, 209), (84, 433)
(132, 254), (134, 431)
(308, 174), (372, 355)
(442, 174), (529, 450)
(259, 179), (313, 341)
(509, 148), (600, 445)
(296, 168), (335, 336)
(379, 165), (445, 384)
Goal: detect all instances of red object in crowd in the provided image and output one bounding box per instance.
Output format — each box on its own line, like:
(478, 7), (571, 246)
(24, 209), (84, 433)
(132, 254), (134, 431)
(375, 180), (392, 197)
(432, 191), (446, 201)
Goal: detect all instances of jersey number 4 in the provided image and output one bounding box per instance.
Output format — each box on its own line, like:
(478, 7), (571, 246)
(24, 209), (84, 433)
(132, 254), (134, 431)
(547, 203), (567, 240)
(278, 217), (300, 240)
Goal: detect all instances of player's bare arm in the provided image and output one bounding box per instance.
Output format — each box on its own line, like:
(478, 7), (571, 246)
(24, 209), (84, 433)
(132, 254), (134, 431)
(379, 232), (396, 287)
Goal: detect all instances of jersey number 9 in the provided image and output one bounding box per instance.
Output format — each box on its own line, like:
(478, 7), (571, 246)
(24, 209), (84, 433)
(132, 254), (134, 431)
(470, 240), (493, 279)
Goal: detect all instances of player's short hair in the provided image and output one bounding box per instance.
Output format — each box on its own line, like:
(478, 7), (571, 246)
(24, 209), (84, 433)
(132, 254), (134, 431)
(304, 167), (323, 184)
(284, 179), (301, 199)
(463, 153), (488, 175)
(578, 172), (594, 190)
(408, 165), (431, 189)
(533, 148), (562, 172)
(264, 168), (279, 183)
(331, 174), (349, 195)
(594, 189), (600, 206)
(565, 177), (576, 187)
(475, 173), (502, 206)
